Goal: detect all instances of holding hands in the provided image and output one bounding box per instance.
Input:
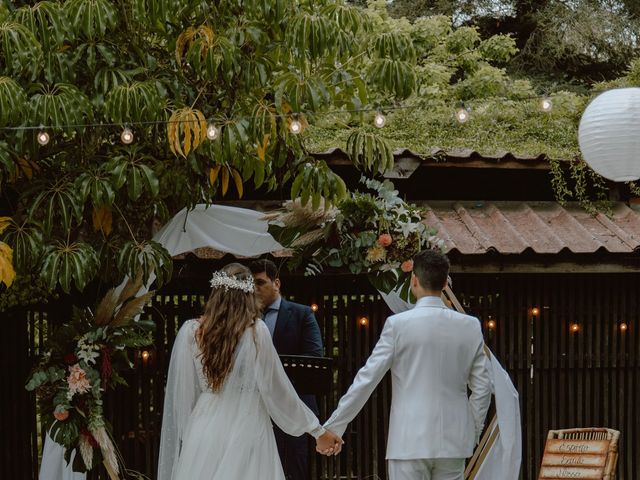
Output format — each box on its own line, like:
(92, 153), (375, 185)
(316, 429), (343, 456)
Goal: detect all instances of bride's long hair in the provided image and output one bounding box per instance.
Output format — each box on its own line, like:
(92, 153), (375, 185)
(197, 263), (261, 392)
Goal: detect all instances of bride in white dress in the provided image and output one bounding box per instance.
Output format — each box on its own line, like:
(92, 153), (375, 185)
(157, 263), (341, 480)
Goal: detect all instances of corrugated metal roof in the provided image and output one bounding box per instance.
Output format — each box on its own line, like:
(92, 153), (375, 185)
(313, 147), (551, 166)
(422, 201), (640, 255)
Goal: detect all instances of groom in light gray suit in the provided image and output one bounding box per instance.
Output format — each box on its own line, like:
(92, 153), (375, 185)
(323, 249), (491, 480)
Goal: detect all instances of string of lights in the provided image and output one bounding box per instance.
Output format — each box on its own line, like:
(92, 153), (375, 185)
(1, 93), (562, 146)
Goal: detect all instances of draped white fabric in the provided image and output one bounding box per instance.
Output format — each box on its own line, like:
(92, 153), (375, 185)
(153, 204), (284, 258)
(39, 204), (520, 480)
(39, 434), (85, 480)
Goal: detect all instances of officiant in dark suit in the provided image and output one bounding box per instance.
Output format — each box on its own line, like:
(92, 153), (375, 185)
(249, 259), (324, 480)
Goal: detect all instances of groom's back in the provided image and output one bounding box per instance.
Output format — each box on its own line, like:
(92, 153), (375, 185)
(386, 298), (486, 458)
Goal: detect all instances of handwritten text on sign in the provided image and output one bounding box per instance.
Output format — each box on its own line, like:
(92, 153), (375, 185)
(539, 439), (609, 479)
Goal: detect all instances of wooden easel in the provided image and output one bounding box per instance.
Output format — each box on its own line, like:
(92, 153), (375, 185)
(442, 285), (500, 480)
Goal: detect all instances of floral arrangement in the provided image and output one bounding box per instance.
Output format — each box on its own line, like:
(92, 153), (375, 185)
(25, 275), (154, 477)
(267, 177), (443, 300)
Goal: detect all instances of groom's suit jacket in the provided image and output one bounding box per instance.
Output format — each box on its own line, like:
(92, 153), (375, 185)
(324, 296), (491, 460)
(272, 298), (323, 415)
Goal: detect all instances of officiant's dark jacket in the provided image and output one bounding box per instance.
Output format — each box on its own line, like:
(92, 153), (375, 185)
(273, 298), (323, 414)
(272, 298), (323, 480)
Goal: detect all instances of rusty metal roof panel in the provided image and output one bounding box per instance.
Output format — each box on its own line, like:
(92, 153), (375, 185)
(422, 201), (640, 255)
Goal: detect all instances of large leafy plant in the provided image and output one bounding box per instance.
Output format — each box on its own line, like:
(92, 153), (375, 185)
(0, 0), (419, 306)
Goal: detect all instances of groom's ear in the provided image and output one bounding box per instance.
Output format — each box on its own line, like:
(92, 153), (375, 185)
(274, 277), (281, 291)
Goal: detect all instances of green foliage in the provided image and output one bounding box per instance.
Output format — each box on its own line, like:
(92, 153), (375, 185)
(269, 176), (441, 300)
(0, 0), (420, 305)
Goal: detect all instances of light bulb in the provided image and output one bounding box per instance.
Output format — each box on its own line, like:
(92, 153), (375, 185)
(310, 303), (319, 312)
(455, 107), (469, 123)
(620, 322), (628, 332)
(374, 112), (386, 128)
(359, 316), (369, 326)
(289, 119), (302, 134)
(206, 123), (219, 140)
(37, 131), (50, 146)
(531, 307), (540, 316)
(121, 127), (134, 144)
(570, 323), (580, 333)
(540, 97), (552, 112)
(487, 319), (496, 330)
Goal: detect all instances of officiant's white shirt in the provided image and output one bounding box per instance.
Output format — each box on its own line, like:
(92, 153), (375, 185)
(324, 296), (491, 460)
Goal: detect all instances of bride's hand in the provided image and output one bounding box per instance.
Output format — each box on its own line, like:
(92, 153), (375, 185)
(315, 430), (343, 456)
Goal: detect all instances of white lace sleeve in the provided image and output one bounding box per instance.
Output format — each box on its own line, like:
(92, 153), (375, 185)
(157, 320), (202, 480)
(254, 321), (325, 438)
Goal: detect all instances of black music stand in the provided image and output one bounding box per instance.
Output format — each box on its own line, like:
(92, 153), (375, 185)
(280, 355), (333, 396)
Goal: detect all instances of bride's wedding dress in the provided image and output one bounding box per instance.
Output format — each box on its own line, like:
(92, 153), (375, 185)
(157, 319), (324, 480)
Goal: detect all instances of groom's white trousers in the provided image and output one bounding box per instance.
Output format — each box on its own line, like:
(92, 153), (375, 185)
(388, 458), (465, 480)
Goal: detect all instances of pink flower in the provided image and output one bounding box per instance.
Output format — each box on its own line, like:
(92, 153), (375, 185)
(67, 364), (91, 396)
(401, 260), (414, 273)
(377, 233), (392, 247)
(54, 409), (69, 421)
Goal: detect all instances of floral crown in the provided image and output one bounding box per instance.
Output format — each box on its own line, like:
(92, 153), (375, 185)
(209, 271), (255, 293)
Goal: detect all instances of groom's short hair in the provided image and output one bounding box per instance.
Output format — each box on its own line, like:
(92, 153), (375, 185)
(413, 249), (450, 291)
(249, 258), (279, 281)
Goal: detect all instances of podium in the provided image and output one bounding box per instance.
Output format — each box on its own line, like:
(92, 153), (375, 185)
(280, 355), (333, 396)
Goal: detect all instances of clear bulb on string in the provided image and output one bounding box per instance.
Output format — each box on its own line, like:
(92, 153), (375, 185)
(540, 97), (552, 112)
(289, 119), (302, 134)
(374, 112), (386, 128)
(206, 123), (219, 140)
(121, 127), (134, 145)
(37, 131), (50, 146)
(455, 106), (469, 123)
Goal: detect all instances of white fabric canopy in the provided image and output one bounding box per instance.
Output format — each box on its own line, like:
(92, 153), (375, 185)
(153, 204), (284, 258)
(40, 204), (520, 480)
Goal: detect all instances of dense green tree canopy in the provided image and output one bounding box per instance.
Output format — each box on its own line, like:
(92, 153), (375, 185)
(0, 0), (638, 307)
(381, 0), (640, 85)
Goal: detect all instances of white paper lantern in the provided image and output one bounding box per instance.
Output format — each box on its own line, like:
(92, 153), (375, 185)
(578, 88), (640, 182)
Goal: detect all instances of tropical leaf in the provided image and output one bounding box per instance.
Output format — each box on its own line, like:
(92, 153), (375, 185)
(286, 12), (337, 60)
(0, 241), (15, 288)
(0, 142), (17, 185)
(63, 0), (117, 39)
(0, 77), (28, 126)
(75, 168), (116, 206)
(346, 130), (395, 174)
(117, 240), (172, 287)
(0, 22), (43, 79)
(12, 1), (68, 47)
(29, 83), (94, 131)
(367, 58), (416, 100)
(28, 180), (83, 235)
(231, 168), (243, 198)
(104, 81), (163, 124)
(292, 160), (347, 209)
(256, 134), (270, 162)
(40, 241), (99, 293)
(0, 219), (43, 271)
(92, 206), (112, 235)
(107, 149), (159, 201)
(167, 107), (207, 158)
(0, 217), (9, 234)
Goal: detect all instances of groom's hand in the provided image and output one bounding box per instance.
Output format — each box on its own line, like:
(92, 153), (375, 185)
(315, 430), (343, 456)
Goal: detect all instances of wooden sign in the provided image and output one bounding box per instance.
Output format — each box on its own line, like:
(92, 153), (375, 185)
(539, 439), (609, 479)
